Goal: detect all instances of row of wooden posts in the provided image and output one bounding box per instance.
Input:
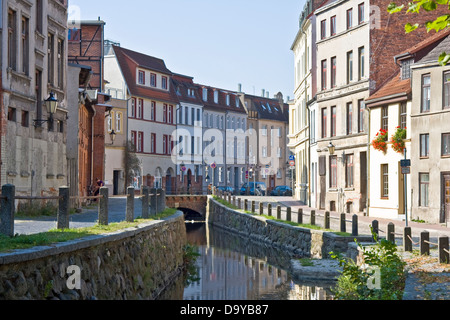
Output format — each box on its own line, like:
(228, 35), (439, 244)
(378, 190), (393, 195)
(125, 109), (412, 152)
(0, 184), (165, 238)
(215, 189), (450, 264)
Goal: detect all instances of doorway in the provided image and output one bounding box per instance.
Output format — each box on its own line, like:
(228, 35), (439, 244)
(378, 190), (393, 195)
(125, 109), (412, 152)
(442, 173), (450, 224)
(113, 170), (120, 195)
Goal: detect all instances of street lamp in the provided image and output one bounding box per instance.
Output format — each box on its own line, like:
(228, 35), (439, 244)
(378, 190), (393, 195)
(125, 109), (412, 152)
(34, 92), (58, 128)
(328, 141), (336, 155)
(109, 130), (117, 145)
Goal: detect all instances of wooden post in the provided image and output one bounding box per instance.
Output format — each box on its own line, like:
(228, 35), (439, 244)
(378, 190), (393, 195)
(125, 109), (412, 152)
(340, 213), (346, 233)
(387, 222), (395, 244)
(310, 210), (316, 226)
(297, 208), (303, 224)
(324, 211), (330, 229)
(98, 187), (109, 225)
(352, 214), (358, 237)
(286, 207), (292, 222)
(439, 237), (449, 264)
(420, 231), (430, 256)
(404, 227), (412, 252)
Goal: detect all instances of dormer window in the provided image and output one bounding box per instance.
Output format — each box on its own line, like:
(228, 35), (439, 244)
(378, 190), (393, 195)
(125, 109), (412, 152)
(401, 59), (413, 80)
(150, 73), (157, 87)
(162, 76), (168, 90)
(226, 95), (230, 106)
(138, 70), (145, 85)
(214, 90), (219, 103)
(235, 97), (240, 107)
(188, 88), (195, 97)
(203, 88), (208, 101)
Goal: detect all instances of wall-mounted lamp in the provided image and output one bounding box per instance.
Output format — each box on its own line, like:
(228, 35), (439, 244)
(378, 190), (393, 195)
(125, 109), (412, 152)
(328, 142), (336, 155)
(34, 92), (58, 128)
(109, 130), (117, 145)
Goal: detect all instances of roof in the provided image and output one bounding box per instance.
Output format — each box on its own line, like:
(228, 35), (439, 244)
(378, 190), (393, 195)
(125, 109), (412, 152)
(416, 32), (450, 64)
(365, 72), (411, 107)
(112, 45), (179, 104)
(396, 28), (450, 59)
(245, 94), (289, 122)
(172, 74), (203, 105)
(195, 84), (246, 114)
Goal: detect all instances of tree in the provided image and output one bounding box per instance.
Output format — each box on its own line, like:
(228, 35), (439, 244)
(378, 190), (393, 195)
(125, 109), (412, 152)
(388, 0), (450, 65)
(123, 140), (141, 188)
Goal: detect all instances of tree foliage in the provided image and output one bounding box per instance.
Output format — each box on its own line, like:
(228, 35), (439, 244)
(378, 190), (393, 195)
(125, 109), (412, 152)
(388, 0), (450, 65)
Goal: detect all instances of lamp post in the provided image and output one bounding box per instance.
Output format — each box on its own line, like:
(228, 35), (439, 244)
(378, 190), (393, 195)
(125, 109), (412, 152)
(34, 92), (58, 128)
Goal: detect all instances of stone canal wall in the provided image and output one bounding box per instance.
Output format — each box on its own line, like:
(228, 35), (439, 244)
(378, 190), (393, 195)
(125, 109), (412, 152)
(208, 198), (373, 259)
(0, 212), (187, 300)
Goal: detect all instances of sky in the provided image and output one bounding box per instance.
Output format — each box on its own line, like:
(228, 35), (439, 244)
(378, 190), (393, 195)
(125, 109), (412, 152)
(68, 0), (305, 101)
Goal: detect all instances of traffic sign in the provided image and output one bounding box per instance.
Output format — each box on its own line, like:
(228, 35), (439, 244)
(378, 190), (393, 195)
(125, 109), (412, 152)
(400, 160), (411, 167)
(211, 163), (216, 169)
(181, 166), (187, 172)
(402, 167), (411, 175)
(289, 155), (295, 161)
(289, 160), (295, 167)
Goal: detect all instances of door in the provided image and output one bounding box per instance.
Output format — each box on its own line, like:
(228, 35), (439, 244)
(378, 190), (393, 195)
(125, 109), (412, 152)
(113, 170), (120, 195)
(443, 174), (450, 224)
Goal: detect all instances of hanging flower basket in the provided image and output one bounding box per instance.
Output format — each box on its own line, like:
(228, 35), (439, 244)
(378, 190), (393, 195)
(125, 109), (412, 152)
(372, 129), (388, 154)
(391, 126), (407, 154)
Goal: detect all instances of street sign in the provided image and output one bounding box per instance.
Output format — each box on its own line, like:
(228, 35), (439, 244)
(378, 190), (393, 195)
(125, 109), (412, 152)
(289, 160), (295, 167)
(402, 167), (411, 175)
(289, 155), (295, 161)
(401, 160), (411, 167)
(181, 166), (187, 172)
(211, 163), (216, 169)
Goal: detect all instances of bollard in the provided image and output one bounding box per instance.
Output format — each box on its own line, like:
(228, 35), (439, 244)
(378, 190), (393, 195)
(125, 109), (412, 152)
(57, 186), (70, 230)
(404, 227), (412, 252)
(228, 193), (231, 204)
(420, 231), (430, 256)
(259, 202), (263, 215)
(150, 188), (158, 215)
(277, 206), (281, 220)
(244, 199), (248, 212)
(157, 189), (166, 213)
(352, 214), (358, 237)
(0, 184), (15, 237)
(310, 210), (316, 226)
(340, 213), (346, 233)
(98, 187), (109, 225)
(126, 187), (135, 222)
(387, 222), (395, 244)
(238, 198), (241, 209)
(297, 208), (303, 224)
(268, 203), (272, 217)
(252, 201), (255, 214)
(141, 186), (149, 219)
(372, 220), (379, 241)
(233, 196), (236, 207)
(286, 207), (292, 222)
(324, 211), (330, 229)
(439, 237), (449, 264)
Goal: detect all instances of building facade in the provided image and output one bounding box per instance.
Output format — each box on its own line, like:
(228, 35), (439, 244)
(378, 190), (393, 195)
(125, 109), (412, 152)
(105, 45), (178, 191)
(1, 0), (68, 197)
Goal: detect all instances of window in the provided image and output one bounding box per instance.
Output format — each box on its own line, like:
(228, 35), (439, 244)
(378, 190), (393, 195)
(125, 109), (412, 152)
(137, 99), (143, 119)
(444, 72), (450, 109)
(163, 104), (168, 123)
(358, 3), (365, 24)
(57, 38), (64, 88)
(443, 133), (450, 156)
(381, 164), (389, 198)
(151, 101), (156, 121)
(381, 106), (388, 132)
(330, 156), (337, 188)
(191, 108), (195, 125)
(131, 98), (136, 118)
(358, 100), (365, 133)
(162, 76), (168, 90)
(137, 132), (144, 153)
(48, 33), (54, 85)
(401, 59), (413, 80)
(419, 173), (429, 207)
(347, 8), (353, 29)
(421, 74), (431, 113)
(321, 108), (327, 138)
(163, 135), (168, 155)
(7, 107), (16, 122)
(420, 134), (429, 158)
(68, 28), (80, 42)
(321, 20), (326, 39)
(347, 102), (353, 135)
(262, 125), (268, 136)
(331, 106), (336, 137)
(399, 102), (407, 129)
(331, 56), (337, 88)
(151, 133), (156, 154)
(169, 105), (174, 124)
(22, 16), (29, 75)
(347, 51), (353, 83)
(202, 88), (208, 101)
(226, 95), (230, 106)
(115, 112), (122, 133)
(185, 107), (189, 125)
(214, 90), (219, 103)
(8, 9), (17, 70)
(36, 0), (43, 34)
(138, 71), (145, 85)
(150, 73), (157, 87)
(311, 110), (316, 143)
(330, 16), (336, 36)
(345, 154), (354, 188)
(131, 131), (137, 151)
(321, 59), (327, 90)
(358, 47), (365, 80)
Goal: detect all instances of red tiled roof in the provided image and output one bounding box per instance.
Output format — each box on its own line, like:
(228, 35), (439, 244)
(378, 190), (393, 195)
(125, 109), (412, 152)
(366, 72), (411, 105)
(112, 45), (179, 104)
(195, 83), (246, 114)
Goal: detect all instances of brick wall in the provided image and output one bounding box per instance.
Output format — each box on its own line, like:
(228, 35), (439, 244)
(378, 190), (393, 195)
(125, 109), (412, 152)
(369, 0), (449, 93)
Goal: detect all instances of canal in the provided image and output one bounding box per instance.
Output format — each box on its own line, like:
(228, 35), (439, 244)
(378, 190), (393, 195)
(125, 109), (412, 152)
(160, 222), (336, 301)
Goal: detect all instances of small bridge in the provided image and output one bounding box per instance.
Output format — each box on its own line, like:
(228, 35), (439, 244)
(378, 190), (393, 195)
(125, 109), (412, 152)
(165, 195), (208, 221)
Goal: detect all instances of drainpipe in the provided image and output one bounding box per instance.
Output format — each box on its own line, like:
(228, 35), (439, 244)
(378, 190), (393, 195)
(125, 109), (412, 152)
(91, 103), (97, 188)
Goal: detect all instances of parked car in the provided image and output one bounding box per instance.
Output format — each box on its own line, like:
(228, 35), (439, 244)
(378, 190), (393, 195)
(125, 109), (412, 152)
(240, 182), (267, 196)
(216, 186), (235, 194)
(270, 185), (293, 196)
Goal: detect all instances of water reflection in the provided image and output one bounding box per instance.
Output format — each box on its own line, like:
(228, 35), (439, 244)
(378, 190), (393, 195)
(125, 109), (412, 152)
(178, 223), (335, 301)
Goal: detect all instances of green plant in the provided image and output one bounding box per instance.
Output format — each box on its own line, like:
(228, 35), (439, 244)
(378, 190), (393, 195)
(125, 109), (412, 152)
(391, 126), (407, 154)
(331, 229), (406, 300)
(182, 244), (201, 287)
(16, 201), (58, 217)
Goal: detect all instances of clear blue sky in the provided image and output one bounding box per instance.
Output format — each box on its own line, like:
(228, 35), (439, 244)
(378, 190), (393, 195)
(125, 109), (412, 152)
(69, 0), (304, 101)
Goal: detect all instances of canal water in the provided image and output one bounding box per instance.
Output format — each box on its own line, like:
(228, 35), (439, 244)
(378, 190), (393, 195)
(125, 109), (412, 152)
(160, 222), (336, 301)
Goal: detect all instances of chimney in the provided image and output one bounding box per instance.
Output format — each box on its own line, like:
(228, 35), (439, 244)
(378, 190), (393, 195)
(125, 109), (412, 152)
(261, 89), (265, 97)
(238, 83), (242, 93)
(266, 91), (269, 98)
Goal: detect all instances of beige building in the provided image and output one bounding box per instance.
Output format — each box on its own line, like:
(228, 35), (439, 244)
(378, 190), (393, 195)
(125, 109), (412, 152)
(410, 32), (450, 225)
(1, 0), (68, 196)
